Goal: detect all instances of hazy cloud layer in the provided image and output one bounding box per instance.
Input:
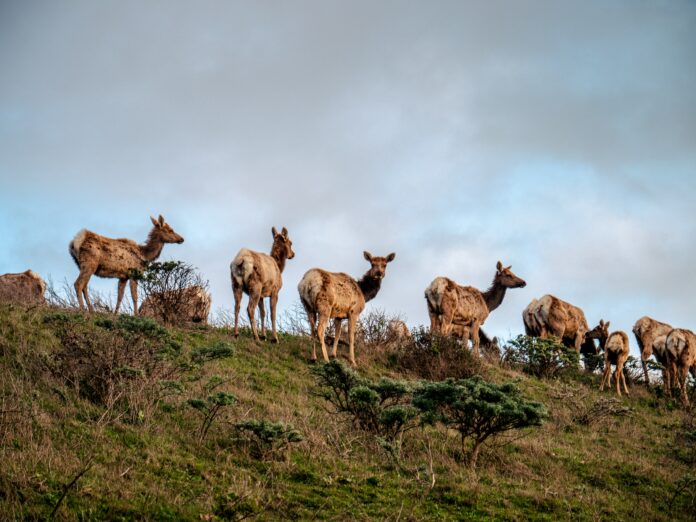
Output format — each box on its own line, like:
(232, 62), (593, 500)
(1, 1), (695, 355)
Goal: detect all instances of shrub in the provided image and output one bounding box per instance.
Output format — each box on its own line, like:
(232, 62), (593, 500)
(187, 391), (237, 442)
(48, 314), (183, 424)
(132, 261), (210, 325)
(390, 326), (485, 381)
(412, 377), (548, 468)
(311, 360), (418, 447)
(233, 419), (303, 459)
(551, 386), (631, 427)
(502, 335), (579, 379)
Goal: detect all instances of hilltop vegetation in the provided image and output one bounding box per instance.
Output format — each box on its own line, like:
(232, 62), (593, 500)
(1, 303), (695, 521)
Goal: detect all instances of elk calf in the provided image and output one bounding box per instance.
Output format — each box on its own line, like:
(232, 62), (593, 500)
(425, 261), (526, 356)
(230, 227), (294, 343)
(593, 320), (630, 396)
(298, 251), (395, 366)
(0, 270), (46, 306)
(69, 215), (184, 314)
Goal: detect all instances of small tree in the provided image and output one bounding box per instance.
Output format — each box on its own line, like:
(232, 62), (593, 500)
(413, 377), (548, 468)
(502, 335), (579, 379)
(187, 390), (237, 442)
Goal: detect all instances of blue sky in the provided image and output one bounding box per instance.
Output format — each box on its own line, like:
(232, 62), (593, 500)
(1, 1), (695, 355)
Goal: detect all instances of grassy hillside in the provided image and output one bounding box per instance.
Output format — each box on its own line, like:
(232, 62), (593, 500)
(1, 303), (694, 521)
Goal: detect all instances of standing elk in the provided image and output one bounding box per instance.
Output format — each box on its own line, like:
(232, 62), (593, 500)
(632, 316), (673, 387)
(665, 328), (696, 406)
(139, 285), (212, 325)
(592, 320), (631, 396)
(69, 215), (184, 313)
(298, 251), (395, 366)
(0, 270), (46, 306)
(523, 295), (599, 356)
(425, 261), (526, 356)
(230, 227), (295, 343)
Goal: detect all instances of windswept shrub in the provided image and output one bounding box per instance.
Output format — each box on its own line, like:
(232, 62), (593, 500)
(233, 419), (303, 459)
(190, 341), (236, 364)
(311, 360), (418, 447)
(187, 391), (237, 442)
(551, 386), (631, 427)
(390, 327), (485, 381)
(133, 261), (210, 326)
(502, 335), (579, 379)
(48, 314), (183, 423)
(413, 377), (548, 468)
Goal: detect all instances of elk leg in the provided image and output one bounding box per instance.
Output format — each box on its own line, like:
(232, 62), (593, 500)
(600, 361), (611, 391)
(620, 364), (630, 395)
(74, 265), (96, 313)
(258, 298), (266, 341)
(129, 279), (139, 315)
(270, 293), (279, 343)
(331, 319), (342, 358)
(232, 280), (243, 337)
(680, 365), (690, 406)
(348, 314), (358, 366)
(471, 321), (481, 356)
(247, 286), (261, 341)
(440, 307), (455, 336)
(115, 278), (127, 314)
(316, 310), (331, 363)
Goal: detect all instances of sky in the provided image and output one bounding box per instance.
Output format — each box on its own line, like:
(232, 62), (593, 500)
(1, 0), (695, 355)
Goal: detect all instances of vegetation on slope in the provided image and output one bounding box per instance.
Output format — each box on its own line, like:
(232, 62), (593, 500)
(1, 303), (695, 521)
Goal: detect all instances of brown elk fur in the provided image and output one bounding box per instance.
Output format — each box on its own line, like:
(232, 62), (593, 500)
(230, 227), (295, 343)
(632, 316), (673, 387)
(298, 251), (395, 366)
(523, 295), (598, 354)
(666, 328), (696, 406)
(139, 285), (211, 325)
(387, 319), (411, 341)
(593, 320), (630, 396)
(69, 215), (184, 314)
(425, 261), (526, 357)
(0, 270), (46, 306)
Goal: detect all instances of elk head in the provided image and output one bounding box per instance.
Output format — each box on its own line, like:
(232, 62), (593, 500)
(150, 215), (185, 244)
(495, 261), (526, 288)
(272, 226), (295, 259)
(363, 251), (396, 280)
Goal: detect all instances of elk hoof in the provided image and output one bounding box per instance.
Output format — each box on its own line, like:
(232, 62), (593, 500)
(271, 338), (279, 344)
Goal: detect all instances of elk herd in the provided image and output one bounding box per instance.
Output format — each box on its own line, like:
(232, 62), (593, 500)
(1, 215), (694, 403)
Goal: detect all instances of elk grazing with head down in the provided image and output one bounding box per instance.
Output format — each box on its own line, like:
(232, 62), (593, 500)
(230, 227), (295, 343)
(425, 261), (526, 357)
(69, 215), (184, 314)
(522, 295), (599, 355)
(0, 270), (46, 306)
(592, 320), (631, 396)
(298, 251), (395, 366)
(665, 328), (696, 406)
(632, 316), (673, 387)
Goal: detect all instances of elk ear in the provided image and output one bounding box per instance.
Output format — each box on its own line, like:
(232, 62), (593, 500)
(506, 265), (512, 270)
(599, 319), (604, 327)
(364, 251), (373, 262)
(386, 252), (396, 263)
(605, 321), (611, 330)
(496, 260), (503, 272)
(158, 215), (165, 225)
(151, 215), (160, 227)
(281, 227), (288, 238)
(272, 227), (278, 238)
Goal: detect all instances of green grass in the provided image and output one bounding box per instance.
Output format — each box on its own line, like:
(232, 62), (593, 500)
(0, 303), (693, 521)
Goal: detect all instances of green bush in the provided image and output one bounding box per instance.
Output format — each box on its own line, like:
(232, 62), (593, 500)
(413, 376), (548, 468)
(311, 361), (418, 446)
(187, 391), (237, 442)
(502, 335), (579, 379)
(233, 419), (303, 459)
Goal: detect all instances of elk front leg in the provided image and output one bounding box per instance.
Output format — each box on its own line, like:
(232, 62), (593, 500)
(129, 279), (139, 315)
(115, 278), (127, 314)
(270, 293), (279, 343)
(471, 321), (481, 357)
(347, 314), (358, 366)
(316, 310), (331, 363)
(258, 298), (267, 341)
